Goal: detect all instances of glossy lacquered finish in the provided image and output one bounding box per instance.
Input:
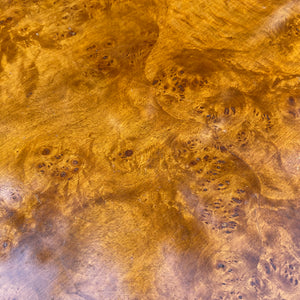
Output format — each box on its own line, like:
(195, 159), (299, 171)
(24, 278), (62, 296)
(0, 0), (300, 299)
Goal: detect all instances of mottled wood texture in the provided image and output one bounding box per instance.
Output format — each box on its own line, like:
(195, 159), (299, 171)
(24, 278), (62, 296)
(0, 0), (300, 299)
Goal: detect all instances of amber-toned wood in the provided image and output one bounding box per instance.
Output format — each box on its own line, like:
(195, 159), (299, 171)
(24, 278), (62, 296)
(0, 0), (300, 299)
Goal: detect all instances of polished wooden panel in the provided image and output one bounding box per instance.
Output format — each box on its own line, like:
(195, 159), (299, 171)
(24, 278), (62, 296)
(0, 0), (300, 299)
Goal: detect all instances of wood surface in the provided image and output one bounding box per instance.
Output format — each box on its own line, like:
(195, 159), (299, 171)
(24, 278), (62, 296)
(0, 0), (300, 299)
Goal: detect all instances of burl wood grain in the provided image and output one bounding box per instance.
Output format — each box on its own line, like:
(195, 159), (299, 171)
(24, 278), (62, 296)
(0, 0), (300, 299)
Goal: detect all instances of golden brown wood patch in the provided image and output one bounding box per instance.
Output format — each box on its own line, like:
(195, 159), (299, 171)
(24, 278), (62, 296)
(0, 0), (300, 299)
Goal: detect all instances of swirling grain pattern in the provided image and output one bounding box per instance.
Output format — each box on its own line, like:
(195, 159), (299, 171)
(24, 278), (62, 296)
(0, 0), (300, 299)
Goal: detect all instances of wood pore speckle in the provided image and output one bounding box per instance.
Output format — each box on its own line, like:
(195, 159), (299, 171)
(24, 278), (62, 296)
(0, 0), (300, 299)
